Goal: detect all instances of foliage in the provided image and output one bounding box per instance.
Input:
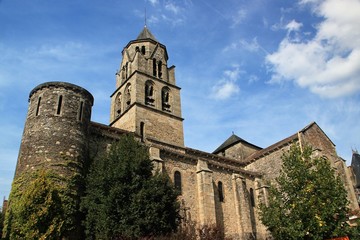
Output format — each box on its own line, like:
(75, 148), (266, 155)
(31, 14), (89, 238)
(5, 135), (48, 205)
(259, 143), (352, 240)
(0, 207), (4, 238)
(81, 134), (180, 239)
(2, 169), (82, 240)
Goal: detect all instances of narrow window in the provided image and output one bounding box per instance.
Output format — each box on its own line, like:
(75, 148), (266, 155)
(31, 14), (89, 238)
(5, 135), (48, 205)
(145, 81), (154, 106)
(218, 181), (224, 202)
(135, 46), (140, 52)
(158, 61), (162, 78)
(174, 171), (182, 194)
(35, 97), (41, 116)
(153, 58), (157, 76)
(250, 188), (255, 207)
(162, 87), (171, 112)
(78, 101), (84, 121)
(115, 92), (122, 116)
(56, 95), (63, 115)
(125, 84), (131, 108)
(140, 122), (145, 142)
(141, 46), (146, 55)
(125, 62), (128, 79)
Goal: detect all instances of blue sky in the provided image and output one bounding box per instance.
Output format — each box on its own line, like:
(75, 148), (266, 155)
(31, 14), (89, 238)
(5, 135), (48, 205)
(1, 0), (359, 199)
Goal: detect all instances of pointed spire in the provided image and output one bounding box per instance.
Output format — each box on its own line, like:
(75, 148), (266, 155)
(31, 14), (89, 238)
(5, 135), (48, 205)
(136, 26), (158, 42)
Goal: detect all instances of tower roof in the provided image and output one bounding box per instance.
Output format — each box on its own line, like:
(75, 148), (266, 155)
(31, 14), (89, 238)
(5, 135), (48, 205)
(136, 26), (157, 42)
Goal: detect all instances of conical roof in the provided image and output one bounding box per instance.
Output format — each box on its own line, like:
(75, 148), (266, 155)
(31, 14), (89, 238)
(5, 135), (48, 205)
(136, 26), (157, 42)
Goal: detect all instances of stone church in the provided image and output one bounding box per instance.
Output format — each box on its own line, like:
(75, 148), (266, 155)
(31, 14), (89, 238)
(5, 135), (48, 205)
(12, 26), (358, 239)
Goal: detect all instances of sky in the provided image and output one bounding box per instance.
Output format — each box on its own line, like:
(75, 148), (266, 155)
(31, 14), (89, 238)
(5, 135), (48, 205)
(1, 0), (359, 200)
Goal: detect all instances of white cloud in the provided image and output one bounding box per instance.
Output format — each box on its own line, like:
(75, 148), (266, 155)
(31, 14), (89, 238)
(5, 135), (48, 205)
(266, 0), (360, 98)
(285, 19), (302, 32)
(165, 1), (181, 14)
(231, 9), (247, 27)
(147, 0), (159, 6)
(211, 66), (241, 100)
(223, 38), (262, 53)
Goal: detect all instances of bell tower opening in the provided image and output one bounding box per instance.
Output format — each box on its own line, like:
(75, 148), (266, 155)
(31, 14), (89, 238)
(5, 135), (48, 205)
(109, 26), (184, 147)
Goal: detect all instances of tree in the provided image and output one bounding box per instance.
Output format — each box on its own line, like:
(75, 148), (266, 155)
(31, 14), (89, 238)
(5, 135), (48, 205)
(259, 143), (352, 240)
(81, 134), (180, 239)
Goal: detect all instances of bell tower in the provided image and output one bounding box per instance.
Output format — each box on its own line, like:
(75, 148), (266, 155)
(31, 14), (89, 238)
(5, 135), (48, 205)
(110, 26), (184, 147)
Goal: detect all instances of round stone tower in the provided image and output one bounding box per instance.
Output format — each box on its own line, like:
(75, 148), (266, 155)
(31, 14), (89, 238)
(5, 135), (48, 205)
(15, 82), (94, 178)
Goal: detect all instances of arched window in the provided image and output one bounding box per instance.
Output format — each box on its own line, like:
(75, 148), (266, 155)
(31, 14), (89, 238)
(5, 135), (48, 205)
(115, 92), (122, 117)
(158, 61), (162, 78)
(174, 171), (182, 194)
(35, 96), (41, 116)
(56, 95), (63, 115)
(161, 87), (171, 112)
(250, 188), (255, 207)
(153, 58), (157, 77)
(218, 181), (224, 202)
(135, 46), (140, 52)
(125, 84), (131, 109)
(141, 46), (146, 55)
(145, 81), (155, 106)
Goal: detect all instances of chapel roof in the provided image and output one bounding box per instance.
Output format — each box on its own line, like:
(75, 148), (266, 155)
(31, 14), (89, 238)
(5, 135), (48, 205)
(213, 134), (262, 154)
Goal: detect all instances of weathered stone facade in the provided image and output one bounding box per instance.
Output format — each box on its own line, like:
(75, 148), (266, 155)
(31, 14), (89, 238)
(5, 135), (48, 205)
(11, 26), (358, 239)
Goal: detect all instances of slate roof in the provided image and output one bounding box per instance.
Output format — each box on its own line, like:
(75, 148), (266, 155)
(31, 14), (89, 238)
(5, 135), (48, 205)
(136, 26), (157, 42)
(213, 134), (262, 154)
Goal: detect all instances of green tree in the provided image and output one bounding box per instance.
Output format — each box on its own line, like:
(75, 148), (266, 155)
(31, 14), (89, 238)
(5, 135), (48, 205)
(81, 134), (180, 239)
(259, 143), (352, 240)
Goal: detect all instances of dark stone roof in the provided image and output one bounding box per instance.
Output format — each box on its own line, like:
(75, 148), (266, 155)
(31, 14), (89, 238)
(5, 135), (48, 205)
(136, 26), (157, 42)
(213, 134), (261, 154)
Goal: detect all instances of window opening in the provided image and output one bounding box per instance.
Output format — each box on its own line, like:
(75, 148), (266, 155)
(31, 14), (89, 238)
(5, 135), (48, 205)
(35, 97), (41, 116)
(78, 101), (84, 121)
(140, 122), (145, 142)
(145, 81), (155, 106)
(125, 62), (128, 79)
(158, 61), (162, 78)
(162, 88), (171, 112)
(153, 58), (157, 77)
(116, 93), (122, 116)
(218, 181), (224, 202)
(141, 46), (146, 55)
(174, 171), (182, 194)
(125, 84), (131, 108)
(56, 95), (63, 115)
(250, 188), (255, 207)
(135, 46), (140, 52)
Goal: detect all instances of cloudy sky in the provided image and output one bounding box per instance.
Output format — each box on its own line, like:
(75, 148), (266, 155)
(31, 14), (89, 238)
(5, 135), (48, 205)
(1, 0), (359, 199)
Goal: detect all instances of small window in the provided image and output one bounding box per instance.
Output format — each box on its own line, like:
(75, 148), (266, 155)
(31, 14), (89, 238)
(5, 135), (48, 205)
(140, 122), (145, 142)
(135, 46), (140, 52)
(115, 92), (122, 116)
(174, 171), (182, 194)
(218, 181), (224, 202)
(152, 58), (157, 77)
(158, 61), (162, 78)
(78, 101), (84, 121)
(35, 97), (41, 116)
(161, 87), (171, 112)
(145, 81), (155, 106)
(141, 46), (146, 55)
(250, 188), (255, 207)
(125, 84), (131, 108)
(56, 95), (63, 115)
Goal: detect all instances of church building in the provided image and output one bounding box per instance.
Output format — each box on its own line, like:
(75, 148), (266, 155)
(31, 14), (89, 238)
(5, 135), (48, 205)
(12, 26), (358, 239)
